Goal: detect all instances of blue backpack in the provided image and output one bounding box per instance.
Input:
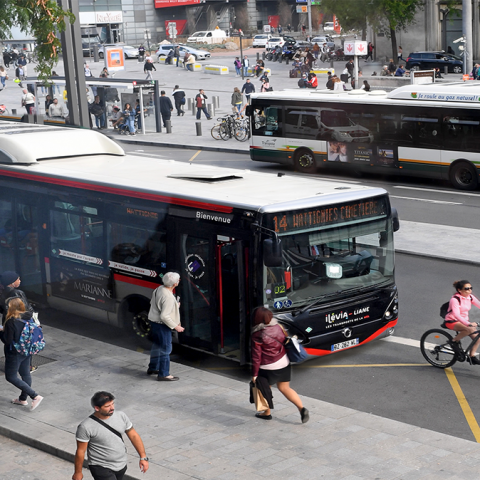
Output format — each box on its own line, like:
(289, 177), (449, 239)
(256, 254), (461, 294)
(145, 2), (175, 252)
(13, 319), (45, 356)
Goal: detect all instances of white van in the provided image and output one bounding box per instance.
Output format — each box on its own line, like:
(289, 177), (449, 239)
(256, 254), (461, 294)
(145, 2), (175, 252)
(187, 29), (227, 45)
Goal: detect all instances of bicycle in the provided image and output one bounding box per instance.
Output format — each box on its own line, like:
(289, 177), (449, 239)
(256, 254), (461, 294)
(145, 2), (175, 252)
(211, 114), (242, 141)
(0, 105), (10, 115)
(420, 322), (480, 368)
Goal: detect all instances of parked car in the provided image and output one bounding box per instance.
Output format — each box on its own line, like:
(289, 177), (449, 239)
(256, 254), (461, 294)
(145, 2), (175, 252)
(266, 37), (285, 49)
(252, 34), (272, 48)
(324, 22), (335, 31)
(187, 30), (227, 44)
(155, 44), (211, 62)
(405, 51), (463, 73)
(311, 35), (335, 50)
(98, 44), (138, 59)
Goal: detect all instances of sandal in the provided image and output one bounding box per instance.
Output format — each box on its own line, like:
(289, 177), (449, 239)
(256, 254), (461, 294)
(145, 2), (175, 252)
(12, 398), (28, 406)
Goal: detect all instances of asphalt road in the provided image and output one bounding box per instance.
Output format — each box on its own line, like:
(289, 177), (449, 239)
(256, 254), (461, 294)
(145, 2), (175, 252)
(37, 145), (480, 442)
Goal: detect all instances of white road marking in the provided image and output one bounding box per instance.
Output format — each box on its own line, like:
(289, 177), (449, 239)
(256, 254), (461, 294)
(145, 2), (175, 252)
(390, 195), (462, 205)
(382, 335), (420, 348)
(394, 185), (480, 197)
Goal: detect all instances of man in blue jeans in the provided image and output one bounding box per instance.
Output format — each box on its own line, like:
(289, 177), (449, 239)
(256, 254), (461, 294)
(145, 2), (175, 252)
(147, 272), (184, 381)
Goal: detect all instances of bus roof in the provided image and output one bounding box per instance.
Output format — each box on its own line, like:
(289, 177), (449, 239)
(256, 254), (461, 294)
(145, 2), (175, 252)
(251, 82), (480, 107)
(0, 122), (386, 214)
(0, 122), (124, 164)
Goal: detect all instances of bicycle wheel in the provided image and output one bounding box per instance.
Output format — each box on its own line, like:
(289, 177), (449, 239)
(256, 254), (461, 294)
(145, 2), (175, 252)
(211, 124), (222, 140)
(0, 106), (10, 116)
(420, 329), (457, 368)
(234, 121), (249, 142)
(218, 123), (231, 141)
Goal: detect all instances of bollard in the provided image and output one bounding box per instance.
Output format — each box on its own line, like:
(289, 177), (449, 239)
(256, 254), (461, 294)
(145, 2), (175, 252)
(187, 98), (192, 110)
(256, 52), (260, 61)
(214, 95), (220, 108)
(195, 121), (202, 136)
(262, 52), (265, 60)
(286, 57), (290, 65)
(27, 113), (34, 124)
(279, 55), (283, 63)
(192, 101), (196, 115)
(165, 119), (172, 133)
(36, 114), (44, 125)
(207, 103), (215, 117)
(12, 109), (17, 115)
(444, 65), (448, 76)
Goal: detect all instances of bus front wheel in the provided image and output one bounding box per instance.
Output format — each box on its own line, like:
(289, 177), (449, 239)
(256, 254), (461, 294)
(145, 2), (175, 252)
(450, 161), (479, 190)
(294, 149), (316, 174)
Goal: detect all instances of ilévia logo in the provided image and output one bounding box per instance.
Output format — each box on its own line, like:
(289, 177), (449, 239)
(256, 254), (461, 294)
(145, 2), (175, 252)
(325, 306), (370, 324)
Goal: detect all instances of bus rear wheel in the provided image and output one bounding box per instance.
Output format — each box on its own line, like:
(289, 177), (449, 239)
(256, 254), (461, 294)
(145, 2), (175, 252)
(450, 161), (479, 190)
(294, 149), (316, 174)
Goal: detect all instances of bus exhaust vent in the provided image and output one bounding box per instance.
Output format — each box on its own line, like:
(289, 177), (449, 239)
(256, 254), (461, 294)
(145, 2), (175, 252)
(167, 173), (243, 183)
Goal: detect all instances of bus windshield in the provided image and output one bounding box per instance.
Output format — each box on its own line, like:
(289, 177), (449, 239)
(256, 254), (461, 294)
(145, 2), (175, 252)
(263, 216), (394, 309)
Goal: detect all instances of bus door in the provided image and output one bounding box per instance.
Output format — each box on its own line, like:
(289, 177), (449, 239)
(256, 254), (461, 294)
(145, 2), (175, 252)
(169, 218), (248, 363)
(0, 195), (43, 301)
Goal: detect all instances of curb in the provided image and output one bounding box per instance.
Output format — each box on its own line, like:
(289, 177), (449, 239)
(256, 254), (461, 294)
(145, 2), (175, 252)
(110, 136), (249, 155)
(395, 248), (480, 266)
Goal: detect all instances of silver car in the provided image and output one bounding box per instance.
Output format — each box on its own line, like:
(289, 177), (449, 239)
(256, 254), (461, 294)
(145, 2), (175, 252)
(98, 44), (139, 59)
(155, 44), (211, 62)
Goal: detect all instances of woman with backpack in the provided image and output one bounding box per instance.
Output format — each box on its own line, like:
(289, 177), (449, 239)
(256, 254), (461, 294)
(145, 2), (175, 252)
(233, 57), (242, 76)
(444, 280), (480, 364)
(2, 298), (44, 410)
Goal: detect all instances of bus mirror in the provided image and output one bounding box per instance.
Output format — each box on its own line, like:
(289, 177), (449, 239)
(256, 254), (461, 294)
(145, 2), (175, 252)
(245, 105), (253, 117)
(392, 208), (400, 232)
(263, 238), (283, 267)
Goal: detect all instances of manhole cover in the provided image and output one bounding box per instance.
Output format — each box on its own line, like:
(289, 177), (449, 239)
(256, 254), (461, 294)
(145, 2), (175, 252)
(0, 354), (57, 372)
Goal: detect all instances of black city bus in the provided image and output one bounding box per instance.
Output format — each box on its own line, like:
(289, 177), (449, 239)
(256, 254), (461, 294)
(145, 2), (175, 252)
(0, 122), (399, 363)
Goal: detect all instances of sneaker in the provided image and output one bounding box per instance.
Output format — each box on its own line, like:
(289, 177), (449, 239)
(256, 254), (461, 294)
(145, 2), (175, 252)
(30, 395), (43, 411)
(146, 369), (159, 375)
(12, 398), (28, 406)
(469, 356), (480, 365)
(300, 407), (310, 424)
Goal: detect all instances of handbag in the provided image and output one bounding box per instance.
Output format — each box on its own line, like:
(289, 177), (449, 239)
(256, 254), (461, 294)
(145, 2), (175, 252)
(285, 337), (308, 364)
(249, 381), (269, 412)
(180, 97), (186, 105)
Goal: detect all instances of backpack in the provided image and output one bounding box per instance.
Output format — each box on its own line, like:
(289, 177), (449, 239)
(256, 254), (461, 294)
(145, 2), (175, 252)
(440, 294), (465, 319)
(196, 95), (203, 108)
(13, 318), (45, 356)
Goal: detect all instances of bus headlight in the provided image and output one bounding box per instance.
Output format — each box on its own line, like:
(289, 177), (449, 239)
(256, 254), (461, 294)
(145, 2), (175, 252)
(384, 294), (398, 320)
(325, 263), (342, 279)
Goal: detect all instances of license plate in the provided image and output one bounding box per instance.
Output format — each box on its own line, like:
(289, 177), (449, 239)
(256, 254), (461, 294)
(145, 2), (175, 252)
(331, 338), (359, 352)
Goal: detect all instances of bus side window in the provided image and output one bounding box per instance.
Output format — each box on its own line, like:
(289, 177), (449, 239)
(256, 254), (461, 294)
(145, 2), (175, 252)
(253, 106), (283, 137)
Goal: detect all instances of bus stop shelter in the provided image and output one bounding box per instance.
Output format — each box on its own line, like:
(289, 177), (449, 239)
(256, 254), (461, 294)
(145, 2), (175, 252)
(25, 77), (162, 133)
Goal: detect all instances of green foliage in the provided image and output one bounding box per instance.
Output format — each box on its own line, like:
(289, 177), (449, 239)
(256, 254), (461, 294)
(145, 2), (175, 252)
(0, 0), (75, 80)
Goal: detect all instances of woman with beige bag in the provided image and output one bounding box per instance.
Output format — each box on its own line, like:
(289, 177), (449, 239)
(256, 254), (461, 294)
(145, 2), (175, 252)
(251, 307), (309, 423)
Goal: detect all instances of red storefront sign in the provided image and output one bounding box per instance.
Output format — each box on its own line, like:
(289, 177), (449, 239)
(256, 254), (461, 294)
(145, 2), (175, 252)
(268, 15), (279, 28)
(155, 0), (200, 7)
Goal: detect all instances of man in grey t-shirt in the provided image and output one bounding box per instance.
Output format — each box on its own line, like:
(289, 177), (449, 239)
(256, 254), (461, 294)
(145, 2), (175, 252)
(73, 391), (149, 480)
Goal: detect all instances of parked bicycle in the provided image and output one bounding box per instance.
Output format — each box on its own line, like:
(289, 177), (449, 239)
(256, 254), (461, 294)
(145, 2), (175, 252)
(0, 104), (10, 115)
(211, 114), (250, 142)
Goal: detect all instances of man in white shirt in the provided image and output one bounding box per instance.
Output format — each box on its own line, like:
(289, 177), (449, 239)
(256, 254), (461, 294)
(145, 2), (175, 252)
(21, 89), (35, 114)
(48, 98), (64, 118)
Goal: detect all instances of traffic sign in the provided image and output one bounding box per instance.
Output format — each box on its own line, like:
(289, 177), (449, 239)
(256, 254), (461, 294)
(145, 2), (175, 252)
(296, 5), (308, 12)
(344, 41), (368, 56)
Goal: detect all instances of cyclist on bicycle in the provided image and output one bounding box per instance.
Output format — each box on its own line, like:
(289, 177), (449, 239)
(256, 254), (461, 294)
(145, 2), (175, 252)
(444, 280), (480, 365)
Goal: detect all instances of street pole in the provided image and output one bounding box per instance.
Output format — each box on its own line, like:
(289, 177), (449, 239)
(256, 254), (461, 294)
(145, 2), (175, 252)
(240, 34), (244, 80)
(463, 0), (472, 74)
(58, 0), (90, 128)
(307, 0), (312, 39)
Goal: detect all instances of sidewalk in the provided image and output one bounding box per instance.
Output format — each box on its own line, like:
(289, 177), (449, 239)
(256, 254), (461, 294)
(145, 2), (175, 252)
(1, 325), (480, 480)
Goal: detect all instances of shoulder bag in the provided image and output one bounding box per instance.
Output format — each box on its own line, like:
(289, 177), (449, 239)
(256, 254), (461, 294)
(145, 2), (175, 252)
(265, 325), (309, 364)
(89, 414), (124, 443)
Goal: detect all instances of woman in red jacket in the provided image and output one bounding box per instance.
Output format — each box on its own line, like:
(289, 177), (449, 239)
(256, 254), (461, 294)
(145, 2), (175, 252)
(251, 307), (309, 422)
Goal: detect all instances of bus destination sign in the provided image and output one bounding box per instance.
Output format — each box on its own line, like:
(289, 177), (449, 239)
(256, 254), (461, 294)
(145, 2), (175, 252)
(267, 197), (388, 233)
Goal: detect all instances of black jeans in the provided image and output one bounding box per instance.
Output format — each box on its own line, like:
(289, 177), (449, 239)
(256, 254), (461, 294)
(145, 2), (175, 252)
(4, 347), (36, 401)
(89, 464), (127, 480)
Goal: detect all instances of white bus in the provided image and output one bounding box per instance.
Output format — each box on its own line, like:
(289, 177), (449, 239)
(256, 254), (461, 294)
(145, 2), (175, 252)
(248, 83), (480, 190)
(0, 122), (399, 363)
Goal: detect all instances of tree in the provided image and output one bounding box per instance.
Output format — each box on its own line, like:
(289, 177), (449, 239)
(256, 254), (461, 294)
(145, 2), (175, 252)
(321, 0), (424, 60)
(0, 0), (75, 80)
